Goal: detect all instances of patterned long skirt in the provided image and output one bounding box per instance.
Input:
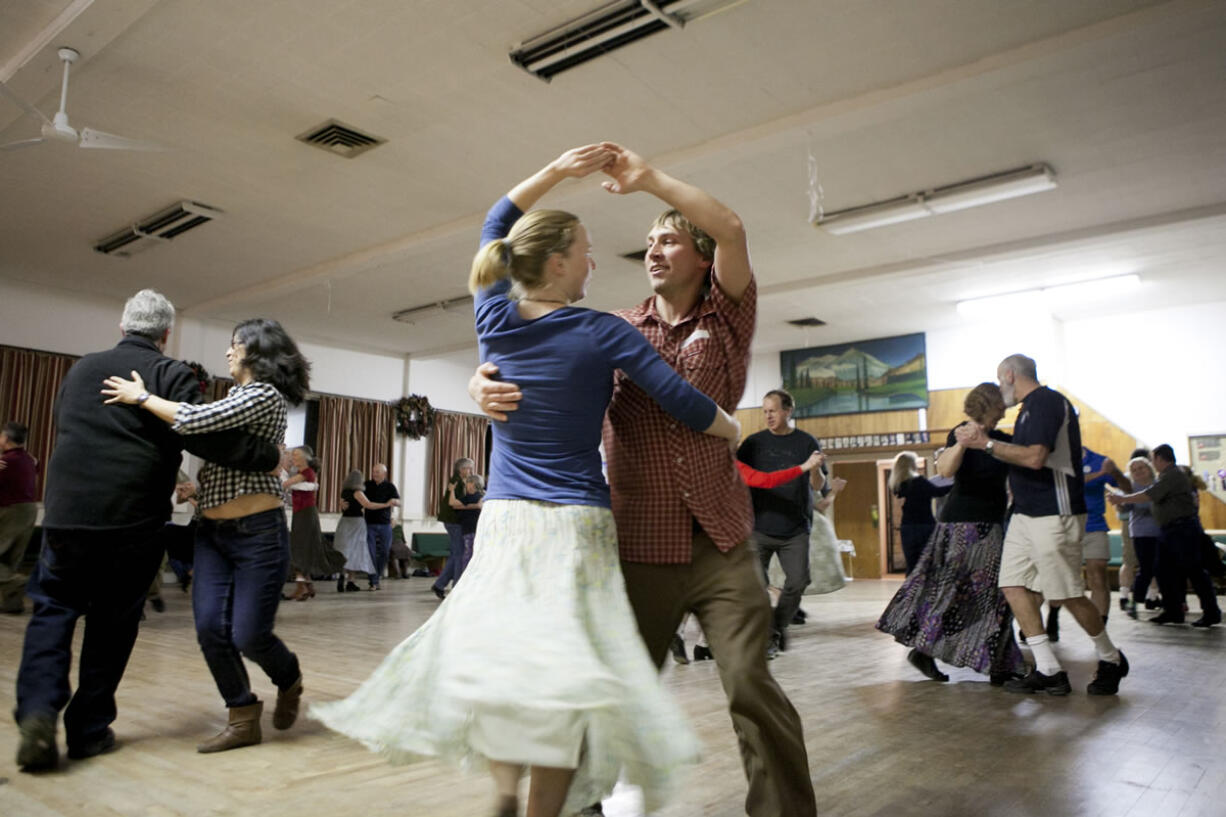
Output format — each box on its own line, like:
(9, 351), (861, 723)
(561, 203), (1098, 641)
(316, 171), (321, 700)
(311, 499), (699, 815)
(876, 521), (1025, 675)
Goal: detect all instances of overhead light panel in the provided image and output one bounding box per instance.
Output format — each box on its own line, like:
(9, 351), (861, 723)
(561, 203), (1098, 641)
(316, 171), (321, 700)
(956, 273), (1140, 318)
(815, 164), (1057, 235)
(94, 200), (223, 257)
(510, 0), (745, 81)
(392, 295), (474, 325)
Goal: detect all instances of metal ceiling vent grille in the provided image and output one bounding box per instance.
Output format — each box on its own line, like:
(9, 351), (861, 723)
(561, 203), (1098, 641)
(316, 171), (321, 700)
(296, 119), (386, 158)
(94, 201), (223, 257)
(510, 0), (744, 82)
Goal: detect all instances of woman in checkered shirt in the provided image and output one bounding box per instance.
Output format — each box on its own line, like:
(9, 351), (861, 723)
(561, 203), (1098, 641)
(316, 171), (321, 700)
(102, 318), (311, 755)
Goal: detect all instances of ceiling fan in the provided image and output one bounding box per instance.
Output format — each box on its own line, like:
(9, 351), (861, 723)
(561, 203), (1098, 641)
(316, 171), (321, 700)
(0, 46), (162, 152)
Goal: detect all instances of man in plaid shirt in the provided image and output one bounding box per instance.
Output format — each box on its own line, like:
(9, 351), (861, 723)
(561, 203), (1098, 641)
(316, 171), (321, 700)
(471, 144), (816, 817)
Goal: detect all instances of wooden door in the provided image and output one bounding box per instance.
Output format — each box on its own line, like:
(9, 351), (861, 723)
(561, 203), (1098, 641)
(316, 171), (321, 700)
(830, 460), (882, 579)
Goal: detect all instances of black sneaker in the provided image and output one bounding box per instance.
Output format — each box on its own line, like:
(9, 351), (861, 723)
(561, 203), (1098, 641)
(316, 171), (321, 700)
(989, 671), (1023, 687)
(692, 645), (714, 661)
(149, 595), (165, 613)
(1087, 651), (1129, 695)
(669, 634), (689, 665)
(67, 728), (116, 760)
(1191, 611), (1222, 628)
(907, 648), (949, 682)
(766, 630), (782, 660)
(1003, 668), (1071, 696)
(17, 712), (59, 772)
(345, 581), (362, 592)
(1118, 596), (1128, 611)
(1149, 612), (1185, 624)
(1046, 606), (1061, 642)
(792, 608), (807, 625)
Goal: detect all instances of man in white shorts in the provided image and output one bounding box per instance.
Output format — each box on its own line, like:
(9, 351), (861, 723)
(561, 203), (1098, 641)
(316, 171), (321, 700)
(956, 354), (1128, 696)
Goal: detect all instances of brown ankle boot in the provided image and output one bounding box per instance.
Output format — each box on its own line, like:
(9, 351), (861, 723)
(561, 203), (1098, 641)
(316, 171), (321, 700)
(196, 702), (263, 753)
(272, 675), (303, 730)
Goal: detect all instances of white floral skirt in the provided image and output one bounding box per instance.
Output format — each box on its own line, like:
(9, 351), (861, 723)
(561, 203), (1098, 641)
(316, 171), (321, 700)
(768, 511), (846, 594)
(311, 499), (699, 813)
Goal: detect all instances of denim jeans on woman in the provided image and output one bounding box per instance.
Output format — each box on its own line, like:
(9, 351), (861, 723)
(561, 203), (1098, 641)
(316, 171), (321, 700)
(193, 508), (300, 708)
(432, 521), (467, 592)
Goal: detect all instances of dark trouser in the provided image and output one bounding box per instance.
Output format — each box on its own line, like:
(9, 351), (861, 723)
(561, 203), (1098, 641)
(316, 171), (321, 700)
(1131, 535), (1160, 603)
(193, 509), (300, 708)
(14, 525), (165, 747)
(0, 502), (37, 608)
(900, 522), (936, 575)
(751, 530), (810, 632)
(433, 522), (466, 591)
(1157, 518), (1221, 619)
(621, 533), (817, 817)
(366, 523), (393, 586)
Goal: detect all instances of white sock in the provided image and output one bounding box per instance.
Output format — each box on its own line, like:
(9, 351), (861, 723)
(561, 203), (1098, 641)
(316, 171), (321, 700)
(1119, 588), (1131, 602)
(1091, 629), (1121, 664)
(1025, 634), (1062, 675)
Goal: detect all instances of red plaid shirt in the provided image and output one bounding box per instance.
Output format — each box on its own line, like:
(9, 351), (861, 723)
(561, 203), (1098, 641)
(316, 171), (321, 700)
(603, 276), (757, 564)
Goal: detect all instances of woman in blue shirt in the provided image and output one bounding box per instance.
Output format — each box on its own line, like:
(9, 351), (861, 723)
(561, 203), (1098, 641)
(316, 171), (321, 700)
(314, 145), (740, 817)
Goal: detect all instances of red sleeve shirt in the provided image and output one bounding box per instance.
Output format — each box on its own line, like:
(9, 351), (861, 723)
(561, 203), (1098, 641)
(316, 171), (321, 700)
(291, 467), (318, 513)
(0, 448), (38, 506)
(736, 461), (804, 490)
(604, 276), (757, 564)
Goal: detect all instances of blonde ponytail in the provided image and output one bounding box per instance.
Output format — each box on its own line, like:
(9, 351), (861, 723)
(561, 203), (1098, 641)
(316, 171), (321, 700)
(468, 209), (581, 296)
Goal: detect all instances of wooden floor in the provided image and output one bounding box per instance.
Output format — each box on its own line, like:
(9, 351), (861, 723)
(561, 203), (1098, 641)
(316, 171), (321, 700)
(0, 577), (1222, 817)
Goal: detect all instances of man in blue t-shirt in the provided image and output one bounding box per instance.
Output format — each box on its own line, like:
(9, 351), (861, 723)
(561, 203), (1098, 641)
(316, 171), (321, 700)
(957, 354), (1127, 696)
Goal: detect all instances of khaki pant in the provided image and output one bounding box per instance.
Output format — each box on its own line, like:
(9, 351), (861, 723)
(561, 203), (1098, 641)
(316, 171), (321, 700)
(0, 502), (37, 609)
(621, 532), (817, 817)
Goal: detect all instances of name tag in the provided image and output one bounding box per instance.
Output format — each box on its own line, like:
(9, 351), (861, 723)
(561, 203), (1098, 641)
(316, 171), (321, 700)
(681, 329), (710, 350)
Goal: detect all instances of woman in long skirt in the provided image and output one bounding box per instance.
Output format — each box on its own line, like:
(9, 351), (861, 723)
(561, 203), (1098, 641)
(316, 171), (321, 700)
(284, 445), (344, 600)
(313, 145), (742, 817)
(877, 383), (1026, 684)
(335, 469), (375, 592)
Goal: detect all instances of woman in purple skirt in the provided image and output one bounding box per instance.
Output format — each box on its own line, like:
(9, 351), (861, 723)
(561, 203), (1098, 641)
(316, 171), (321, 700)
(877, 383), (1026, 684)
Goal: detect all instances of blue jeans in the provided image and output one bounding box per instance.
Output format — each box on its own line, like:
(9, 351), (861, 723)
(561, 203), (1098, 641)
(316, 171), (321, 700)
(366, 523), (393, 587)
(15, 525), (164, 747)
(193, 509), (300, 708)
(433, 522), (466, 591)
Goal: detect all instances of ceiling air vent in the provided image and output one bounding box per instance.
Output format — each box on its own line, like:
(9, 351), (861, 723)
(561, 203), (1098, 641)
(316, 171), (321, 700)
(296, 119), (386, 158)
(510, 0), (744, 82)
(94, 201), (223, 258)
(787, 317), (827, 327)
(620, 249), (647, 263)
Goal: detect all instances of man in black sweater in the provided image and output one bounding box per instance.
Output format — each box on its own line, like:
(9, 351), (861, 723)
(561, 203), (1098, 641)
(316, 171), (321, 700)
(15, 289), (281, 772)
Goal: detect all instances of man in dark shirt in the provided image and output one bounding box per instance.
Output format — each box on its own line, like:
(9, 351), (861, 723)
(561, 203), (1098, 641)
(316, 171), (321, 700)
(957, 354), (1127, 696)
(362, 463), (400, 589)
(14, 289), (281, 773)
(737, 389), (824, 656)
(0, 421), (38, 614)
(1109, 444), (1220, 626)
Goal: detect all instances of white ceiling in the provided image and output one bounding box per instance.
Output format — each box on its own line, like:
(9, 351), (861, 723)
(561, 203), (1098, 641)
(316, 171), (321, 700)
(1, 0), (1224, 358)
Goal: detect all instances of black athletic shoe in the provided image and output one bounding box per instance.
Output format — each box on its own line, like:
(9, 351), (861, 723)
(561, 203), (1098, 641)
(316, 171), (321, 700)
(907, 648), (949, 682)
(67, 728), (116, 760)
(1003, 668), (1071, 696)
(1191, 611), (1222, 628)
(1118, 596), (1128, 611)
(669, 634), (689, 665)
(792, 608), (807, 625)
(1149, 612), (1185, 624)
(17, 712), (58, 772)
(1087, 651), (1129, 695)
(692, 645), (714, 661)
(149, 595), (165, 613)
(345, 581), (362, 592)
(989, 671), (1024, 687)
(766, 630), (782, 660)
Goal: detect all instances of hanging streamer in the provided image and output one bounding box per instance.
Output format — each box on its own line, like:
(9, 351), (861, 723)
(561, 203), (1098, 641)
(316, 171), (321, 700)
(807, 132), (825, 224)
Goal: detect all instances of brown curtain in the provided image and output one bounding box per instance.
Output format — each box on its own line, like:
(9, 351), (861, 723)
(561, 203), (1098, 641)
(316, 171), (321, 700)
(314, 395), (395, 513)
(0, 345), (79, 500)
(427, 411), (489, 518)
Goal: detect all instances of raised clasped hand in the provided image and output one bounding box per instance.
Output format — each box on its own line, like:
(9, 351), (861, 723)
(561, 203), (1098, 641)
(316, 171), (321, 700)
(553, 144), (615, 179)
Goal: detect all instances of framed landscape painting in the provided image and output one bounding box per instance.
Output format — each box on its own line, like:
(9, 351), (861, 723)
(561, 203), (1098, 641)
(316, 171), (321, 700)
(779, 332), (929, 418)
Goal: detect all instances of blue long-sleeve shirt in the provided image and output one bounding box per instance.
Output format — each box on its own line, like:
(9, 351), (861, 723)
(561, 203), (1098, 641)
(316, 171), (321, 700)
(475, 197), (717, 508)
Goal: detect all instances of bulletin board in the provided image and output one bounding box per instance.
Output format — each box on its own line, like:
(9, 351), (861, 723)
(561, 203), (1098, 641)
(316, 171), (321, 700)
(1189, 434), (1226, 503)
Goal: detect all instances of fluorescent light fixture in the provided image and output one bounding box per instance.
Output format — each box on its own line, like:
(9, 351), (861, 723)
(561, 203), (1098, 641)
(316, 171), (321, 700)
(815, 163), (1057, 235)
(956, 273), (1141, 318)
(391, 295), (473, 325)
(510, 0), (741, 81)
(813, 196), (929, 235)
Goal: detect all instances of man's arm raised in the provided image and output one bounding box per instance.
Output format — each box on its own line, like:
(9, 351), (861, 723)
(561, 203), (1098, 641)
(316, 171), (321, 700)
(599, 142), (752, 302)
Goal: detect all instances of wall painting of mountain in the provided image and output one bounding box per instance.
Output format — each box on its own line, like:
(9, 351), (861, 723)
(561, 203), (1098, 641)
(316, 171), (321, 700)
(779, 333), (929, 418)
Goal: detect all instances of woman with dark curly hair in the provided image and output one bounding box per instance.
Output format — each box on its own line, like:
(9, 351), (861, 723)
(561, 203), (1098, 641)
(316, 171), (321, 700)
(103, 318), (312, 754)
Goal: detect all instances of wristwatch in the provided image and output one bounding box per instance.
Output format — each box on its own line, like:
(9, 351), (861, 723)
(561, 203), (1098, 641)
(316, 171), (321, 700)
(985, 439), (995, 456)
(136, 391), (151, 405)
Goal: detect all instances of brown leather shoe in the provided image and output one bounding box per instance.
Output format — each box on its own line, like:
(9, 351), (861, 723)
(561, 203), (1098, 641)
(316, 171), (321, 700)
(272, 675), (303, 730)
(197, 702), (263, 753)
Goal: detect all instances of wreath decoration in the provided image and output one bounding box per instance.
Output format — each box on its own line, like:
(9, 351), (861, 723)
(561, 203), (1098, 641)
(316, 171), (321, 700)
(393, 394), (435, 439)
(183, 361), (212, 396)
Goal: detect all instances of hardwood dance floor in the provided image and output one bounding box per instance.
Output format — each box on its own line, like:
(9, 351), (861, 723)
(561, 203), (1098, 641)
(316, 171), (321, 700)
(0, 578), (1222, 817)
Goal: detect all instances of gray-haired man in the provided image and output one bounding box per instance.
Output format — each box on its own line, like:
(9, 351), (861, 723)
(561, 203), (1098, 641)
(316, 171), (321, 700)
(14, 290), (281, 772)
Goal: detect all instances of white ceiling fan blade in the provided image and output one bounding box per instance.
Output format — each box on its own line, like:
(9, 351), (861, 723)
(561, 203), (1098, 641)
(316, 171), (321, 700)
(0, 80), (53, 126)
(79, 126), (164, 151)
(0, 137), (46, 152)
